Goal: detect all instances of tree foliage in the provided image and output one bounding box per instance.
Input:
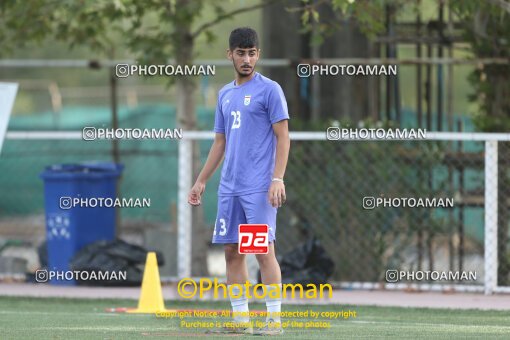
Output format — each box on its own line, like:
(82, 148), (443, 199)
(450, 0), (510, 132)
(296, 0), (510, 131)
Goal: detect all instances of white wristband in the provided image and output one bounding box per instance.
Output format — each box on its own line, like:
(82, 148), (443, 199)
(272, 178), (284, 183)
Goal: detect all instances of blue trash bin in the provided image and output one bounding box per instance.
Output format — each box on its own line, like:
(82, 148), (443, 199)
(40, 162), (123, 285)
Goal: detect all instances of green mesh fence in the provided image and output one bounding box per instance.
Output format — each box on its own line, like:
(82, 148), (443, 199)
(0, 104), (219, 225)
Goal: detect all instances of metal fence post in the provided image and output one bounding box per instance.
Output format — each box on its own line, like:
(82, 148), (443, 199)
(484, 140), (498, 295)
(178, 138), (192, 278)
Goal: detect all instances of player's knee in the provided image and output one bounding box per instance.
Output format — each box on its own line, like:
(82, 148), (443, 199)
(224, 244), (244, 264)
(255, 252), (276, 266)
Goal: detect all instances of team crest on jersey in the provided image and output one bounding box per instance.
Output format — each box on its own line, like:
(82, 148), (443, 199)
(244, 95), (251, 106)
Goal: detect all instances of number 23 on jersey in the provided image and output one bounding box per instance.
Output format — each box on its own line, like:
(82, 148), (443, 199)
(231, 110), (241, 129)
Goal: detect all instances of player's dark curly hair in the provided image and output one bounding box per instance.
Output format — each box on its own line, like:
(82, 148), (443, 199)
(229, 27), (259, 50)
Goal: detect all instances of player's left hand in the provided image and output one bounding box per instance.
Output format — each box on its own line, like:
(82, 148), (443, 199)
(269, 181), (286, 208)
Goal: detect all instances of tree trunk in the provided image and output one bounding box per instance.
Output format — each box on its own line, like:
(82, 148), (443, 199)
(175, 17), (209, 277)
(109, 48), (121, 237)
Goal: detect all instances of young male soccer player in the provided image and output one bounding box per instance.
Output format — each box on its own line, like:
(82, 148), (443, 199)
(187, 27), (290, 335)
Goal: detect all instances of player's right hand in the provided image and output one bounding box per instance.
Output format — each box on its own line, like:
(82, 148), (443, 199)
(188, 181), (206, 206)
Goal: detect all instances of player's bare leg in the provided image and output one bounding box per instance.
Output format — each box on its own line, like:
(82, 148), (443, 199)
(256, 243), (281, 283)
(225, 244), (249, 284)
(209, 244), (252, 334)
(254, 243), (283, 335)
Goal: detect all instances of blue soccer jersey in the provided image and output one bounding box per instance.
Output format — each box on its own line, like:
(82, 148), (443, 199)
(214, 72), (289, 196)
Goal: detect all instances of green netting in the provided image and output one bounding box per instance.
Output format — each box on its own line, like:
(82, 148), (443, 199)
(0, 104), (219, 225)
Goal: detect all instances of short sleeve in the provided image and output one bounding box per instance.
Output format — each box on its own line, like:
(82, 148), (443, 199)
(214, 93), (225, 134)
(266, 82), (289, 124)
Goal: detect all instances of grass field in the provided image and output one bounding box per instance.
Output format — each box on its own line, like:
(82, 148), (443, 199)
(1, 297), (509, 339)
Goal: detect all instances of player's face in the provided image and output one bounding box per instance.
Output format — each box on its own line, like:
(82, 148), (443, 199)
(228, 47), (260, 77)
